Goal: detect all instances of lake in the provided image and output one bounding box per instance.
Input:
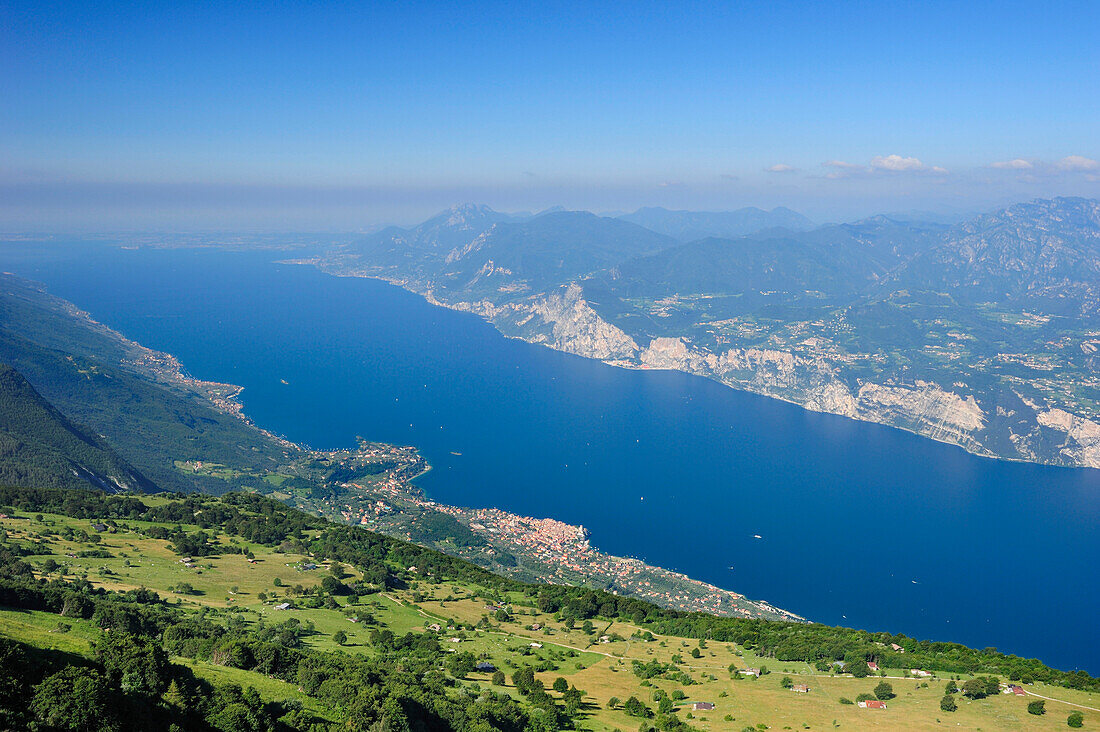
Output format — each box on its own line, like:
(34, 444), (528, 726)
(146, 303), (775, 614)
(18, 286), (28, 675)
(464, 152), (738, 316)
(7, 241), (1099, 673)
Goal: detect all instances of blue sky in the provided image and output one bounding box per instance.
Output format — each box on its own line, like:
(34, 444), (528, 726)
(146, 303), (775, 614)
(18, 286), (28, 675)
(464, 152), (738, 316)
(3, 0), (1099, 229)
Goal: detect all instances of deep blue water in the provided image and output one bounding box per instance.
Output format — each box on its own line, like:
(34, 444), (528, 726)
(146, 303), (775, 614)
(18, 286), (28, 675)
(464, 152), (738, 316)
(5, 241), (1099, 673)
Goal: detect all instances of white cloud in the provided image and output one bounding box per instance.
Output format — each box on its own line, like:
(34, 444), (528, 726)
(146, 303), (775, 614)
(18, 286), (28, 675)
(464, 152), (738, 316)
(820, 156), (946, 179)
(989, 158), (1033, 170)
(1057, 155), (1099, 171)
(765, 164), (797, 173)
(870, 154), (928, 172)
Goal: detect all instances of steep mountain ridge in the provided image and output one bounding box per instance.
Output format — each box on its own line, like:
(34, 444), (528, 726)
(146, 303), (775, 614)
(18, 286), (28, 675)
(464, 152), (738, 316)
(894, 196), (1100, 316)
(0, 274), (292, 492)
(0, 363), (153, 492)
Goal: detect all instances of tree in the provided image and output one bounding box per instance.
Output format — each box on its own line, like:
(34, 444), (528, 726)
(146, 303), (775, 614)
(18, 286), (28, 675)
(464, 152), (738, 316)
(164, 679), (187, 708)
(31, 667), (117, 732)
(446, 651), (477, 679)
(332, 630), (347, 645)
(512, 666), (536, 694)
(491, 670), (505, 686)
(780, 676), (793, 688)
(553, 677), (568, 693)
(607, 696), (620, 709)
(563, 686), (584, 715)
(1028, 700), (1046, 716)
(96, 632), (170, 694)
(330, 562), (345, 578)
(940, 694), (957, 712)
(874, 681), (895, 700)
(623, 696), (652, 718)
(848, 660), (871, 678)
(691, 648), (702, 659)
(962, 679), (988, 699)
(1067, 711), (1084, 728)
(321, 576), (347, 595)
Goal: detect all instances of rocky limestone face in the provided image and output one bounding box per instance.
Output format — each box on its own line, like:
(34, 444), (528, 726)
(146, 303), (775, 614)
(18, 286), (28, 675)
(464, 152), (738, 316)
(1037, 408), (1100, 468)
(525, 284), (640, 360)
(640, 337), (709, 373)
(855, 381), (988, 453)
(638, 337), (990, 452)
(856, 382), (985, 432)
(802, 381), (860, 417)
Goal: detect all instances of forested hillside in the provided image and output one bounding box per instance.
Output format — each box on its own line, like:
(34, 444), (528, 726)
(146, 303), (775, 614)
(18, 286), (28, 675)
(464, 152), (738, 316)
(0, 363), (153, 492)
(0, 274), (295, 493)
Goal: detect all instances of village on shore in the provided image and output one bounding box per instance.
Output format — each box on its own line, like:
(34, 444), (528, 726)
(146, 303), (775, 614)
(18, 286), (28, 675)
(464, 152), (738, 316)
(295, 448), (803, 622)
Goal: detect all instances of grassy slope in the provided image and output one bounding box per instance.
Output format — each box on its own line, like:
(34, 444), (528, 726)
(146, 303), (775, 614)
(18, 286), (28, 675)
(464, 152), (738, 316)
(2, 508), (1095, 732)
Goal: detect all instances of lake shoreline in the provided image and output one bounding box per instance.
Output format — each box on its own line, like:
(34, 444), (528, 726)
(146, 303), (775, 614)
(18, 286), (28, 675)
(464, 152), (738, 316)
(300, 259), (1097, 473)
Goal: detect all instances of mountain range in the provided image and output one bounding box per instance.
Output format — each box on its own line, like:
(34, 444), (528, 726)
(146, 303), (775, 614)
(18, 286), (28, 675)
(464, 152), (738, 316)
(617, 205), (815, 241)
(317, 196), (1100, 468)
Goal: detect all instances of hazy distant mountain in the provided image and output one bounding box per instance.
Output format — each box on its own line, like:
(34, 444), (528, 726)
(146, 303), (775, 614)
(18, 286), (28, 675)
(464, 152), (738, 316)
(434, 210), (675, 295)
(609, 216), (945, 302)
(352, 204), (525, 268)
(893, 197), (1100, 316)
(619, 206), (814, 240)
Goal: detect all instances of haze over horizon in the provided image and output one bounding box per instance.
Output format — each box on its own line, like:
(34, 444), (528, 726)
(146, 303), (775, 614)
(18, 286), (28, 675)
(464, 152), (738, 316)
(3, 1), (1099, 230)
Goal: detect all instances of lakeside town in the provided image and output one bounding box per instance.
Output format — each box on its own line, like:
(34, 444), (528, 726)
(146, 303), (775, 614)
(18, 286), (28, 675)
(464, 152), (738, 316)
(301, 461), (802, 622)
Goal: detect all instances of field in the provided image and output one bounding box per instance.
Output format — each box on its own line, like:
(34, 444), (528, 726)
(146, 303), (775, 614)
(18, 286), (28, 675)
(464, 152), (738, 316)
(2, 508), (1096, 731)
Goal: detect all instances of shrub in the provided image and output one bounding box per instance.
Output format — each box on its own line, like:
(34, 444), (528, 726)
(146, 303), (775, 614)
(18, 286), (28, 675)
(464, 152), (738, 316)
(1028, 700), (1046, 715)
